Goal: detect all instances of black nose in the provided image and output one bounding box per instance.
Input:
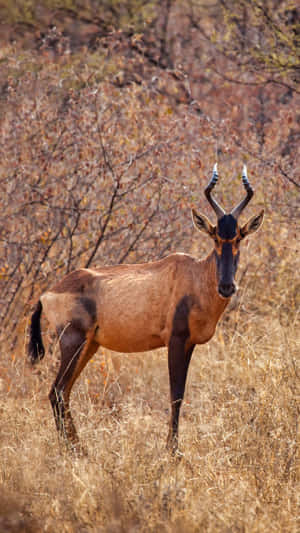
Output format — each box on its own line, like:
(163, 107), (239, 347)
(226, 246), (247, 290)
(218, 283), (236, 298)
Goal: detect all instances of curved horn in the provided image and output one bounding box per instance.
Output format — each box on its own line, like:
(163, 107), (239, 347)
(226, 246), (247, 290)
(231, 165), (254, 219)
(204, 163), (225, 219)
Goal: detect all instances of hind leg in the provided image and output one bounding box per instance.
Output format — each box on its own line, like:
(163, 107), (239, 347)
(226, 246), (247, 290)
(49, 325), (99, 453)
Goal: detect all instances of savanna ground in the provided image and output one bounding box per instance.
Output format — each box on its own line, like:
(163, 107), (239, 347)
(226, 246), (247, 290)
(0, 1), (299, 531)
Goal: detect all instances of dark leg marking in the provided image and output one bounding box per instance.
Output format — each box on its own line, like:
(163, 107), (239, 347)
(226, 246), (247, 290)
(78, 297), (97, 322)
(167, 295), (195, 453)
(49, 323), (99, 454)
(49, 325), (86, 447)
(167, 341), (195, 453)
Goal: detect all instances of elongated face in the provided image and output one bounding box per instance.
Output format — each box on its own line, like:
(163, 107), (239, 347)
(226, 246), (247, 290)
(214, 214), (240, 298)
(193, 164), (264, 298)
(192, 209), (264, 299)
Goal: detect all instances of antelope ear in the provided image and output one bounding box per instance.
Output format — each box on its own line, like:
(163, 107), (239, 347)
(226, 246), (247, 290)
(192, 209), (215, 236)
(240, 209), (264, 238)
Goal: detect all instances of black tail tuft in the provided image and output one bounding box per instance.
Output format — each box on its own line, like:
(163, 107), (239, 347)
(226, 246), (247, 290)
(28, 300), (45, 365)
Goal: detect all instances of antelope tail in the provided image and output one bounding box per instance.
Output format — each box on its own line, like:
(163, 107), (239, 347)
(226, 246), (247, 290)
(28, 300), (45, 365)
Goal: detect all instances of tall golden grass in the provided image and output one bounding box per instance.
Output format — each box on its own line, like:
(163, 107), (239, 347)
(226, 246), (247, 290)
(0, 227), (299, 532)
(0, 7), (299, 529)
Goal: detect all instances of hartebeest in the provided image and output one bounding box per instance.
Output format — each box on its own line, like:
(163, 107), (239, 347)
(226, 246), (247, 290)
(28, 164), (264, 453)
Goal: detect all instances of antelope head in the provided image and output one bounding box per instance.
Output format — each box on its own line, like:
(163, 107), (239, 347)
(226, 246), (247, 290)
(192, 164), (264, 299)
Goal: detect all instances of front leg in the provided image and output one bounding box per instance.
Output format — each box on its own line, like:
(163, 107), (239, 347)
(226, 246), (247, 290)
(167, 335), (194, 453)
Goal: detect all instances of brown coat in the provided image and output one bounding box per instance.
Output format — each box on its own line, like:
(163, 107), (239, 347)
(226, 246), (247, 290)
(27, 163), (264, 454)
(41, 252), (228, 353)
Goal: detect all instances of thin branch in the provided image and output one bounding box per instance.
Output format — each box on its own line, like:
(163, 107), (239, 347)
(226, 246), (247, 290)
(118, 187), (162, 264)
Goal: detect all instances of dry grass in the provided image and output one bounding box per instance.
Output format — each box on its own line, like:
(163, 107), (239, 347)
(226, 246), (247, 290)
(0, 9), (299, 529)
(1, 190), (299, 532)
(0, 294), (299, 532)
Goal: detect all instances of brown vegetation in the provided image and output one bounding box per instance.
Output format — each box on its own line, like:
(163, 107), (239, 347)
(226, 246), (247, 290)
(0, 1), (299, 531)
